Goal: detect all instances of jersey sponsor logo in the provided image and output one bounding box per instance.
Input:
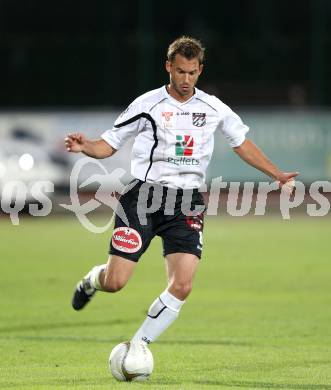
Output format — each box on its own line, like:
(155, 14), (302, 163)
(167, 156), (200, 166)
(111, 227), (142, 253)
(192, 112), (206, 127)
(176, 135), (194, 156)
(176, 112), (190, 116)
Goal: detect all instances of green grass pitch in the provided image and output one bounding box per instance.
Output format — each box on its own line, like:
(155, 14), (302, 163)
(0, 215), (330, 389)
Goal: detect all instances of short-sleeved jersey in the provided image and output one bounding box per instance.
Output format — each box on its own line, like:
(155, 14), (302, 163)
(102, 86), (249, 189)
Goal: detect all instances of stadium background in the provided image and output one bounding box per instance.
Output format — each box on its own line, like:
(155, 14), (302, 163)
(1, 1), (331, 389)
(1, 0), (330, 186)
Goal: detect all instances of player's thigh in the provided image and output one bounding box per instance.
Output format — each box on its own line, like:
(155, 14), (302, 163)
(102, 255), (137, 291)
(109, 180), (154, 262)
(165, 252), (200, 299)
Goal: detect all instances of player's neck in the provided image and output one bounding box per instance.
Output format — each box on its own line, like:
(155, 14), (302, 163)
(166, 84), (194, 103)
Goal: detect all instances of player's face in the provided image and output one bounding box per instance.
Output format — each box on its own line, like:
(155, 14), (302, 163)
(166, 54), (203, 101)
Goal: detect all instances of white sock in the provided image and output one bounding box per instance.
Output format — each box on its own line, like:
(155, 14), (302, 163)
(131, 290), (185, 345)
(88, 264), (106, 291)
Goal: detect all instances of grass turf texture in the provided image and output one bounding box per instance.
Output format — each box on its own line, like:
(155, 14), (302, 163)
(0, 216), (330, 389)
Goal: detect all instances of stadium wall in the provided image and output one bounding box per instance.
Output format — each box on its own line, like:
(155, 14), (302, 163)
(0, 110), (330, 185)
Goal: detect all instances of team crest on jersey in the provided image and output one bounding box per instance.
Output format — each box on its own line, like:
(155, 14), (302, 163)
(192, 112), (206, 127)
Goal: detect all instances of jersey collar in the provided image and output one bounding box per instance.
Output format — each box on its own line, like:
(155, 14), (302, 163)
(163, 85), (198, 106)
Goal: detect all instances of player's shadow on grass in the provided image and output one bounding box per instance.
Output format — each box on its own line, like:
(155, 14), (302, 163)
(2, 335), (252, 347)
(0, 321), (250, 347)
(194, 381), (331, 389)
(0, 318), (136, 334)
(160, 339), (251, 347)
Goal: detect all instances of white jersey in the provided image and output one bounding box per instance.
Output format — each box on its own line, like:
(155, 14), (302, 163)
(102, 86), (249, 189)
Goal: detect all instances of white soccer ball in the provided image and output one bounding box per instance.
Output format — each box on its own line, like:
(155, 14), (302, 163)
(109, 341), (154, 382)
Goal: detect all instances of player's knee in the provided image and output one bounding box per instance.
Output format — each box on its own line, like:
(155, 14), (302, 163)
(170, 281), (193, 300)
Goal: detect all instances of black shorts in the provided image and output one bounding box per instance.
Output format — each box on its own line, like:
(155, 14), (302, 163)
(109, 180), (205, 262)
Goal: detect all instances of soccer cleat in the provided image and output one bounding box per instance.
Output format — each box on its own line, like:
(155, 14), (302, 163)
(72, 277), (96, 311)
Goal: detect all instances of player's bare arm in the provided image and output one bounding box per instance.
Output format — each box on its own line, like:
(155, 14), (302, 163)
(65, 132), (115, 158)
(233, 138), (299, 189)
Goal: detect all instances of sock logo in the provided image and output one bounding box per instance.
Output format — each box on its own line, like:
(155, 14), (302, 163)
(111, 227), (142, 253)
(141, 336), (151, 344)
(175, 135), (194, 156)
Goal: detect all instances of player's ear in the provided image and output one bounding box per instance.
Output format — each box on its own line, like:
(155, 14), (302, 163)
(165, 61), (171, 73)
(198, 64), (204, 75)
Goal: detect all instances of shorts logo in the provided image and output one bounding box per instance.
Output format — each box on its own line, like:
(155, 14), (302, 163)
(112, 227), (142, 253)
(185, 214), (204, 231)
(192, 112), (206, 127)
(176, 135), (194, 156)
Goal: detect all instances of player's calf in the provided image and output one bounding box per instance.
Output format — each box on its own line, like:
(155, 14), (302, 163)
(99, 255), (137, 292)
(101, 272), (129, 292)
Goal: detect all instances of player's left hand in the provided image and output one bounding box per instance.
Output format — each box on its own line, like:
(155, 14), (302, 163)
(277, 172), (299, 195)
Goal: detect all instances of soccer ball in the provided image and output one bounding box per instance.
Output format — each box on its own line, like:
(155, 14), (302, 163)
(109, 341), (154, 382)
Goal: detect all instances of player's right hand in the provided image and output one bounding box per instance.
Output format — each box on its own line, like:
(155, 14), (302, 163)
(65, 132), (86, 153)
(277, 172), (299, 195)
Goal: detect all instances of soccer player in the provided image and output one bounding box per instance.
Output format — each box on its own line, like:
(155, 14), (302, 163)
(65, 36), (297, 348)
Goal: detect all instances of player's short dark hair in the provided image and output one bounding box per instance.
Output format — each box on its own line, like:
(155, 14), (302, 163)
(167, 36), (205, 65)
